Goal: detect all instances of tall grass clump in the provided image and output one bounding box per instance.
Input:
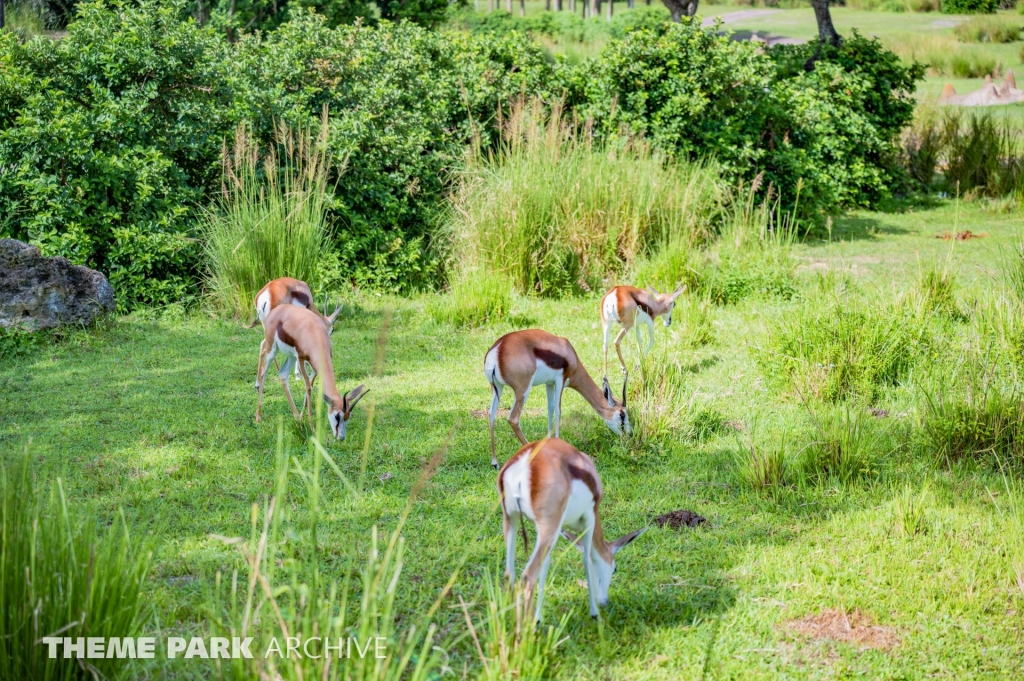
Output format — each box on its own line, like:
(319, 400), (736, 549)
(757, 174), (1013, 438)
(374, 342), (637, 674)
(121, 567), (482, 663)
(800, 404), (886, 482)
(703, 176), (799, 304)
(902, 108), (943, 190)
(941, 112), (1024, 199)
(918, 263), (963, 319)
(918, 353), (1024, 467)
(205, 112), (333, 319)
(459, 571), (568, 681)
(954, 15), (1020, 43)
(207, 419), (447, 681)
(0, 451), (152, 681)
(428, 268), (513, 328)
(447, 98), (722, 297)
(734, 427), (792, 492)
(756, 295), (931, 402)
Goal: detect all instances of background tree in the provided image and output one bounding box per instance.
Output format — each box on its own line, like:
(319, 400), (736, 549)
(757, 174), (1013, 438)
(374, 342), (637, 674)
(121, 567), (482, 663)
(660, 0), (697, 21)
(809, 0), (842, 47)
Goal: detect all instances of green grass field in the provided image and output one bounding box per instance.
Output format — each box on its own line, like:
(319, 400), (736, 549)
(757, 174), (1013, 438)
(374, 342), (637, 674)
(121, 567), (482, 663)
(4, 198), (1024, 678)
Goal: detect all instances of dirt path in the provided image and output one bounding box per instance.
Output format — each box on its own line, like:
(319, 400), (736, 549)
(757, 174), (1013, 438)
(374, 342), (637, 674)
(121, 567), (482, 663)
(701, 9), (782, 27)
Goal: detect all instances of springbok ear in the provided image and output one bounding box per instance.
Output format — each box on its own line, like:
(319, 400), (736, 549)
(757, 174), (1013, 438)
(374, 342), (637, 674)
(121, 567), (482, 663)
(602, 377), (614, 407)
(327, 305), (342, 325)
(345, 384), (369, 411)
(646, 285), (659, 297)
(322, 392), (333, 406)
(671, 284), (686, 300)
(610, 526), (647, 555)
(561, 529), (585, 552)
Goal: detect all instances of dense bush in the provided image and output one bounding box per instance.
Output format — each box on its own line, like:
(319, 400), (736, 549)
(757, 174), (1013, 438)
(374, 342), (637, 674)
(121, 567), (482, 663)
(576, 25), (923, 219)
(0, 2), (556, 307)
(941, 0), (997, 13)
(0, 5), (921, 307)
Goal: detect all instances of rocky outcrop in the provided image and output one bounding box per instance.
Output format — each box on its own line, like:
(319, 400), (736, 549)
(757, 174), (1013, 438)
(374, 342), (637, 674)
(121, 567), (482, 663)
(0, 239), (115, 330)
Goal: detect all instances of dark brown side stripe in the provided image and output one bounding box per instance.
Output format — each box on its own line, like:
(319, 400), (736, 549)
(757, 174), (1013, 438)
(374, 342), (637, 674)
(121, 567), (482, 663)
(567, 461), (600, 501)
(534, 348), (568, 371)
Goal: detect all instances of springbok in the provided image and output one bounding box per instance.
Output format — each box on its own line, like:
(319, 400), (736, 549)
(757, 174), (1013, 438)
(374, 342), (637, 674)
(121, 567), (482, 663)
(498, 437), (646, 623)
(484, 329), (629, 469)
(601, 284), (685, 375)
(248, 277), (341, 381)
(255, 305), (368, 440)
(247, 277), (341, 332)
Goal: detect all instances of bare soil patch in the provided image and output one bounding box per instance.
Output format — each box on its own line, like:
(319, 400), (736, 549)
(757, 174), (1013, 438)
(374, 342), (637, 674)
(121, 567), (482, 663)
(935, 230), (986, 241)
(784, 608), (899, 651)
(652, 509), (707, 529)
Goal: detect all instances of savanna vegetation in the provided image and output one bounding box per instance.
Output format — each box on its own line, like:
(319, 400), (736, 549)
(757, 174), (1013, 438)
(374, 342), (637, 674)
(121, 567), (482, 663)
(3, 0), (1024, 679)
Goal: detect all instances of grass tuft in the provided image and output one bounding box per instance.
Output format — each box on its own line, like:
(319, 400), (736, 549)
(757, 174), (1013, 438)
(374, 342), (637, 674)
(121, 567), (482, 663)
(893, 481), (931, 538)
(459, 571), (568, 681)
(446, 97), (722, 297)
(204, 112), (333, 320)
(954, 15), (1020, 43)
(0, 450), (152, 681)
(734, 430), (791, 491)
(429, 269), (513, 328)
(800, 404), (884, 483)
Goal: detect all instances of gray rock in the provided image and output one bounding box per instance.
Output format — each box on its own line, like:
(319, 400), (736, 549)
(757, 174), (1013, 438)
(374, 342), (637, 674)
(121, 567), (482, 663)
(0, 239), (115, 330)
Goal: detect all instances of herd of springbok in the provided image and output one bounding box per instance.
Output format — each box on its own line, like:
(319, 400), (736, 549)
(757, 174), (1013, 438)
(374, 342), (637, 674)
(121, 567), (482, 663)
(250, 276), (684, 622)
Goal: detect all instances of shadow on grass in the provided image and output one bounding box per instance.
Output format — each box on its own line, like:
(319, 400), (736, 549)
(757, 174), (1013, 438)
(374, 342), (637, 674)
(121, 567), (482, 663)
(804, 216), (911, 245)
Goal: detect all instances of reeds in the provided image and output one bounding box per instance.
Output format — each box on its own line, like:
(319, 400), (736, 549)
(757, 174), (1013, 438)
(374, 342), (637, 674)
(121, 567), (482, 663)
(204, 110), (334, 319)
(0, 450), (152, 681)
(446, 98), (722, 297)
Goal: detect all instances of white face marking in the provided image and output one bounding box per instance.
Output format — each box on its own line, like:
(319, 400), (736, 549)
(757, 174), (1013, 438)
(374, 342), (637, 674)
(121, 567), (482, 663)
(256, 290), (272, 321)
(590, 552), (614, 606)
(663, 302), (674, 327)
(330, 409), (346, 440)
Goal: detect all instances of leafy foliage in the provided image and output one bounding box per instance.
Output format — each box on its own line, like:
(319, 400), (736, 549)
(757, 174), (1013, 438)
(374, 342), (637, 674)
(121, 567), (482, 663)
(0, 2), (556, 306)
(941, 0), (997, 14)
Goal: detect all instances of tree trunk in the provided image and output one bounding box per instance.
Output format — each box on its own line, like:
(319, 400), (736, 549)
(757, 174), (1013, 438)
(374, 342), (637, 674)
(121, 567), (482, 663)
(520, 0), (525, 15)
(809, 0), (842, 47)
(660, 0), (696, 22)
(607, 0), (613, 19)
(1, 1), (6, 30)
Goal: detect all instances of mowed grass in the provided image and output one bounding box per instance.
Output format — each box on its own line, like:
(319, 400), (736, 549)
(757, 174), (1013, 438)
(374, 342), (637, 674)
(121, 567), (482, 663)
(3, 200), (1024, 677)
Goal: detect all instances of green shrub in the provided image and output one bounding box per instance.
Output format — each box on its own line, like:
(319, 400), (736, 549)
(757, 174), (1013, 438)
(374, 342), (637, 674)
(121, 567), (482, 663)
(902, 110), (944, 189)
(757, 296), (930, 402)
(0, 2), (558, 306)
(447, 99), (722, 297)
(0, 452), (152, 681)
(461, 571), (569, 681)
(428, 269), (513, 328)
(734, 427), (792, 491)
(919, 266), (963, 319)
(941, 0), (997, 13)
(204, 119), (333, 320)
(954, 14), (1020, 42)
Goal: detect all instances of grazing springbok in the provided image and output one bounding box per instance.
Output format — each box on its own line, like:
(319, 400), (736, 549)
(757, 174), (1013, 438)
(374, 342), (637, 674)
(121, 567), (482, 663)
(248, 277), (341, 380)
(498, 438), (646, 623)
(255, 305), (368, 440)
(484, 329), (630, 469)
(601, 284), (685, 375)
(247, 277), (341, 332)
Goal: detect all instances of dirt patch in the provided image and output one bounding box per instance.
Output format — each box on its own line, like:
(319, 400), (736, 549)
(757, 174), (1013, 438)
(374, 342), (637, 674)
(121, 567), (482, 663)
(935, 230), (986, 241)
(785, 608), (899, 651)
(652, 509), (707, 529)
(869, 408), (889, 418)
